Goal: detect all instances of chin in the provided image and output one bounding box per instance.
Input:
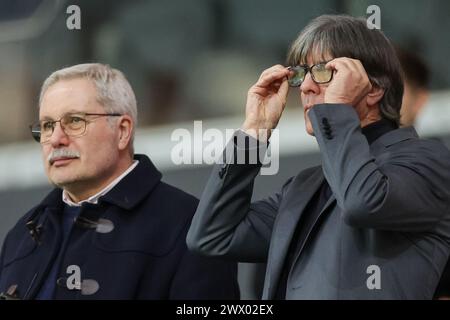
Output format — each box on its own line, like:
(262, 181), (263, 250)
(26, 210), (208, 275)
(49, 173), (81, 188)
(50, 178), (74, 189)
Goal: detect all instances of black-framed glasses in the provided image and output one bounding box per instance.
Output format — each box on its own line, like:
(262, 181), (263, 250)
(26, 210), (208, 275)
(287, 61), (333, 87)
(30, 112), (122, 144)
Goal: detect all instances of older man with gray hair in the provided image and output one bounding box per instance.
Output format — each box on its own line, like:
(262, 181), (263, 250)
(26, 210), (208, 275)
(187, 15), (450, 299)
(0, 63), (239, 300)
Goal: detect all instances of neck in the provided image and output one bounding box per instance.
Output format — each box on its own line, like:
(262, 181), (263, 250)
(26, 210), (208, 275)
(64, 154), (133, 203)
(360, 107), (381, 128)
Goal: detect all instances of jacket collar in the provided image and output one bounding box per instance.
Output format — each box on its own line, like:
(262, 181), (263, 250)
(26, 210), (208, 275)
(96, 154), (162, 210)
(361, 118), (398, 145)
(371, 126), (419, 148)
(38, 154), (162, 212)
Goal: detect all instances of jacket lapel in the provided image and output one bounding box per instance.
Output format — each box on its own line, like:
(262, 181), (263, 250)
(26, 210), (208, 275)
(99, 154), (162, 210)
(288, 193), (336, 279)
(264, 166), (324, 298)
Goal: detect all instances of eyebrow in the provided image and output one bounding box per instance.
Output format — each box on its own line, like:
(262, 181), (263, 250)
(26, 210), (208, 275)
(39, 116), (54, 121)
(39, 110), (86, 121)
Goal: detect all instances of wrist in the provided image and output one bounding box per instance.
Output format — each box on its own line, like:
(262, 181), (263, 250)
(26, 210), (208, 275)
(241, 121), (272, 141)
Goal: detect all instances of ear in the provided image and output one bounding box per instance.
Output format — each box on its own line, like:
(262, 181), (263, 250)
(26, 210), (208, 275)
(117, 115), (133, 151)
(366, 85), (385, 107)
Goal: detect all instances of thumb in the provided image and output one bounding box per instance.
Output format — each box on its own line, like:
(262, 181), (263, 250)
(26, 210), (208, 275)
(278, 78), (290, 106)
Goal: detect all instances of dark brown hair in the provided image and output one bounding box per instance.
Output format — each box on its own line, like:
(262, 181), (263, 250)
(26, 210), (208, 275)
(287, 15), (404, 125)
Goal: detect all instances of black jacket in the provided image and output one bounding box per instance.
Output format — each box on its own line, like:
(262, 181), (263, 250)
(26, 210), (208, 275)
(0, 154), (239, 299)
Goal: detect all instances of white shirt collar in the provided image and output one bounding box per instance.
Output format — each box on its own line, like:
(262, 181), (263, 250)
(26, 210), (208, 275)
(62, 160), (139, 207)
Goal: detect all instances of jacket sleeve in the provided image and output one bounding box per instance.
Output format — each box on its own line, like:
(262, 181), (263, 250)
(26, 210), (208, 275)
(169, 242), (240, 299)
(0, 228), (13, 285)
(0, 237), (5, 283)
(187, 130), (292, 262)
(309, 103), (450, 232)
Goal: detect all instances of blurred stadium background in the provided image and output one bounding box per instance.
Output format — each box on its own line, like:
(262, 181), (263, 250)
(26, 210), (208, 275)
(1, 0), (450, 298)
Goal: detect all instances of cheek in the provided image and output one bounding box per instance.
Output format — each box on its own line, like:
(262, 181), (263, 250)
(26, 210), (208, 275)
(83, 128), (117, 154)
(316, 91), (326, 104)
(81, 138), (119, 168)
(41, 147), (51, 169)
(73, 126), (119, 167)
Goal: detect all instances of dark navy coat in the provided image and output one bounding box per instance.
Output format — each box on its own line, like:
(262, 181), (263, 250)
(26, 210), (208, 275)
(0, 154), (239, 299)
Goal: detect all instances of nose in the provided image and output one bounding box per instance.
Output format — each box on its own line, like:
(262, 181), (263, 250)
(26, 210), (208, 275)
(300, 72), (320, 95)
(49, 122), (70, 147)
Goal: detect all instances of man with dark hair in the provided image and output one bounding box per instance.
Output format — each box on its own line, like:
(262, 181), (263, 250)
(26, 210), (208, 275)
(187, 15), (450, 299)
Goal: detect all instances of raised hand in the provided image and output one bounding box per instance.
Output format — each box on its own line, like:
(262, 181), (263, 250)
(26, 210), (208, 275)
(241, 65), (291, 140)
(324, 58), (372, 107)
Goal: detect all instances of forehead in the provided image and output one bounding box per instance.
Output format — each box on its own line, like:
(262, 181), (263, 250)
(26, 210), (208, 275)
(39, 78), (103, 119)
(301, 47), (333, 66)
(291, 39), (334, 66)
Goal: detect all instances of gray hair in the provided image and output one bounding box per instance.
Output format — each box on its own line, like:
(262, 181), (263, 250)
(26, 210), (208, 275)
(287, 14), (404, 125)
(39, 63), (137, 155)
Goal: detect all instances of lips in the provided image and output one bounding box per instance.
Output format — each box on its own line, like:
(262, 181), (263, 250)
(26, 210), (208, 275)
(50, 157), (77, 166)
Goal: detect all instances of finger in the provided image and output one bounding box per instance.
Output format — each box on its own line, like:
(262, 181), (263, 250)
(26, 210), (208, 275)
(351, 59), (370, 82)
(256, 68), (290, 88)
(277, 78), (290, 103)
(344, 59), (371, 89)
(345, 58), (366, 75)
(327, 59), (361, 85)
(259, 66), (290, 81)
(326, 58), (356, 74)
(258, 64), (286, 80)
(341, 58), (368, 77)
